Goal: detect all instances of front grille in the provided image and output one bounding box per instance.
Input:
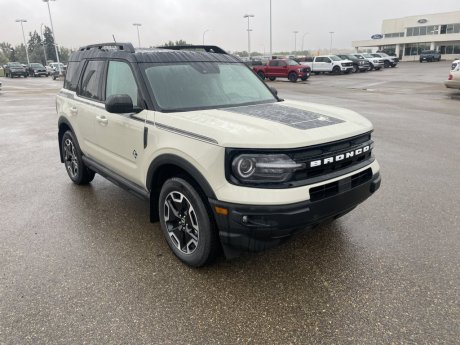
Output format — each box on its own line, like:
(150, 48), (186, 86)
(343, 62), (353, 67)
(288, 132), (373, 183)
(301, 67), (310, 73)
(309, 168), (372, 202)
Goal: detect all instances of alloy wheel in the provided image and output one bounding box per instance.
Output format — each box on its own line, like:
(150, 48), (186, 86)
(63, 138), (79, 179)
(164, 191), (199, 254)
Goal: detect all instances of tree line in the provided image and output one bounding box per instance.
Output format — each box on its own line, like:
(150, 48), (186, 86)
(0, 26), (72, 66)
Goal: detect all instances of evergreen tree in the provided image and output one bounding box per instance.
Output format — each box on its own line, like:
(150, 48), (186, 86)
(43, 26), (56, 62)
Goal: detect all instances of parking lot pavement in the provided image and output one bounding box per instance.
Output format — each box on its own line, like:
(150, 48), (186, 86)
(0, 62), (459, 345)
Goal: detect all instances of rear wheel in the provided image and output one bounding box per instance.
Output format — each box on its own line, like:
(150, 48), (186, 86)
(61, 131), (95, 185)
(268, 76), (276, 81)
(257, 71), (265, 80)
(159, 177), (218, 267)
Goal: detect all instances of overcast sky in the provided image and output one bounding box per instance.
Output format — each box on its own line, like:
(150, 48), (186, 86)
(1, 0), (459, 53)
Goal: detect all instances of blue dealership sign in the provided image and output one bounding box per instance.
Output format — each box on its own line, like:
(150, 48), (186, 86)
(371, 34), (383, 39)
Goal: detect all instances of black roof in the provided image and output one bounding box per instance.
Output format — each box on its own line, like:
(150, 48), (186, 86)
(69, 42), (242, 64)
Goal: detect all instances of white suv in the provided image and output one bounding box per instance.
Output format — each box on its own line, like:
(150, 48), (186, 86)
(57, 43), (381, 266)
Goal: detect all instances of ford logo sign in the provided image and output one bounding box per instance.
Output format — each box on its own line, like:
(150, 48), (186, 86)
(371, 34), (383, 39)
(418, 19), (428, 24)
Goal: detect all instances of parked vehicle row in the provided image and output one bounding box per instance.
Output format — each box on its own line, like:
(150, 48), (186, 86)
(298, 55), (354, 75)
(3, 61), (67, 78)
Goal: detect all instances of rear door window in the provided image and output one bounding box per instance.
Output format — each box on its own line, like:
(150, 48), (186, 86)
(78, 60), (105, 101)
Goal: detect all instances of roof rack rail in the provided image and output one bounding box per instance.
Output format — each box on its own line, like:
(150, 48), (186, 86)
(78, 42), (135, 53)
(157, 45), (228, 55)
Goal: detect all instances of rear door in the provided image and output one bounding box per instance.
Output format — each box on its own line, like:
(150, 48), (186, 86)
(74, 60), (106, 158)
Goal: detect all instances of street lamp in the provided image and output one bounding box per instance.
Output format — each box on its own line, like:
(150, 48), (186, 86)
(202, 29), (209, 45)
(293, 30), (299, 55)
(42, 0), (61, 75)
(329, 31), (335, 54)
(243, 14), (255, 59)
(133, 23), (142, 48)
(301, 32), (308, 54)
(40, 23), (47, 65)
(269, 0), (272, 58)
(15, 19), (30, 65)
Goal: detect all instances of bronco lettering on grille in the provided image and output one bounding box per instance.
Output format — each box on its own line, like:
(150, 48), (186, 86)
(309, 145), (370, 168)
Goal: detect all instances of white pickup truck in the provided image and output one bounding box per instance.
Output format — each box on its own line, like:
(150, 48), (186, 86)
(299, 55), (354, 74)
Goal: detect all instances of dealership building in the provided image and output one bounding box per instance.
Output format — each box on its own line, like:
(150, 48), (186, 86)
(352, 11), (460, 61)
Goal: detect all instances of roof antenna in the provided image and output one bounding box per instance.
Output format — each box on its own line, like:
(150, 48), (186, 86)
(112, 34), (117, 44)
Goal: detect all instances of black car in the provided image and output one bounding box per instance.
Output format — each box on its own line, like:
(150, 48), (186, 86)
(336, 54), (370, 73)
(27, 63), (48, 77)
(420, 50), (441, 62)
(4, 62), (28, 78)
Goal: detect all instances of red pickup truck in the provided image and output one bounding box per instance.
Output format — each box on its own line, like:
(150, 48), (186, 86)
(252, 59), (311, 82)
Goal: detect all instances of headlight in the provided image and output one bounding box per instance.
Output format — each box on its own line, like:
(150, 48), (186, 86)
(231, 154), (304, 183)
(298, 68), (303, 73)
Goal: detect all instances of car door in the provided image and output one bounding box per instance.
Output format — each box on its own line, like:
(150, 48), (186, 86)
(92, 60), (146, 185)
(277, 60), (288, 76)
(266, 60), (278, 75)
(74, 59), (106, 158)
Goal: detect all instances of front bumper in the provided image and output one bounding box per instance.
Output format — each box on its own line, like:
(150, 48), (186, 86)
(341, 66), (353, 72)
(210, 168), (381, 254)
(31, 70), (47, 76)
(10, 70), (27, 76)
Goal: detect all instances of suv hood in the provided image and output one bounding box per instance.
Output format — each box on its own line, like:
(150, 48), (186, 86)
(154, 100), (373, 148)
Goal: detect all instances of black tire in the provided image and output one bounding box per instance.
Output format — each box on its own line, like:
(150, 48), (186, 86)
(344, 70), (351, 74)
(332, 66), (341, 74)
(420, 60), (423, 63)
(52, 75), (56, 80)
(257, 71), (265, 80)
(288, 72), (298, 82)
(301, 76), (309, 81)
(352, 65), (359, 73)
(383, 60), (390, 68)
(314, 72), (320, 75)
(375, 67), (381, 71)
(61, 131), (95, 185)
(368, 63), (374, 71)
(268, 76), (276, 81)
(159, 177), (219, 267)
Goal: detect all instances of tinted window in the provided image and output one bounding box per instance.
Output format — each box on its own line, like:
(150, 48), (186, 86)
(79, 60), (105, 101)
(64, 62), (80, 92)
(268, 60), (278, 66)
(106, 61), (139, 106)
(278, 60), (287, 67)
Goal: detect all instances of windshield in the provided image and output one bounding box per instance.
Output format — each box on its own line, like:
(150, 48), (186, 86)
(143, 62), (276, 112)
(9, 62), (21, 66)
(345, 55), (357, 60)
(329, 56), (341, 61)
(287, 59), (300, 66)
(362, 54), (373, 58)
(31, 63), (44, 68)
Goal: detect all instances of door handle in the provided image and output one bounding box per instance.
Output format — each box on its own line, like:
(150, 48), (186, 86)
(96, 115), (108, 126)
(69, 107), (78, 116)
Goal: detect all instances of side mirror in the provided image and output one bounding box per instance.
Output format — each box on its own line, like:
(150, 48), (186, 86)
(269, 87), (278, 96)
(105, 94), (134, 114)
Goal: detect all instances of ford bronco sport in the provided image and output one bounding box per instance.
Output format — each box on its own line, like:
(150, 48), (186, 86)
(57, 43), (381, 267)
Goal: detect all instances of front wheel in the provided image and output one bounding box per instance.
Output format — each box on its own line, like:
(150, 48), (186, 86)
(288, 72), (298, 82)
(384, 60), (390, 68)
(61, 131), (95, 185)
(332, 66), (341, 74)
(159, 178), (219, 267)
(301, 76), (309, 81)
(352, 65), (359, 73)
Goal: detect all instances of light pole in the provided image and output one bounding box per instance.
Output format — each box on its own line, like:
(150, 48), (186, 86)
(15, 19), (30, 65)
(243, 14), (255, 59)
(40, 23), (47, 65)
(293, 30), (299, 55)
(133, 23), (142, 48)
(329, 31), (335, 54)
(301, 32), (308, 54)
(269, 0), (272, 58)
(202, 29), (209, 45)
(42, 0), (61, 75)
